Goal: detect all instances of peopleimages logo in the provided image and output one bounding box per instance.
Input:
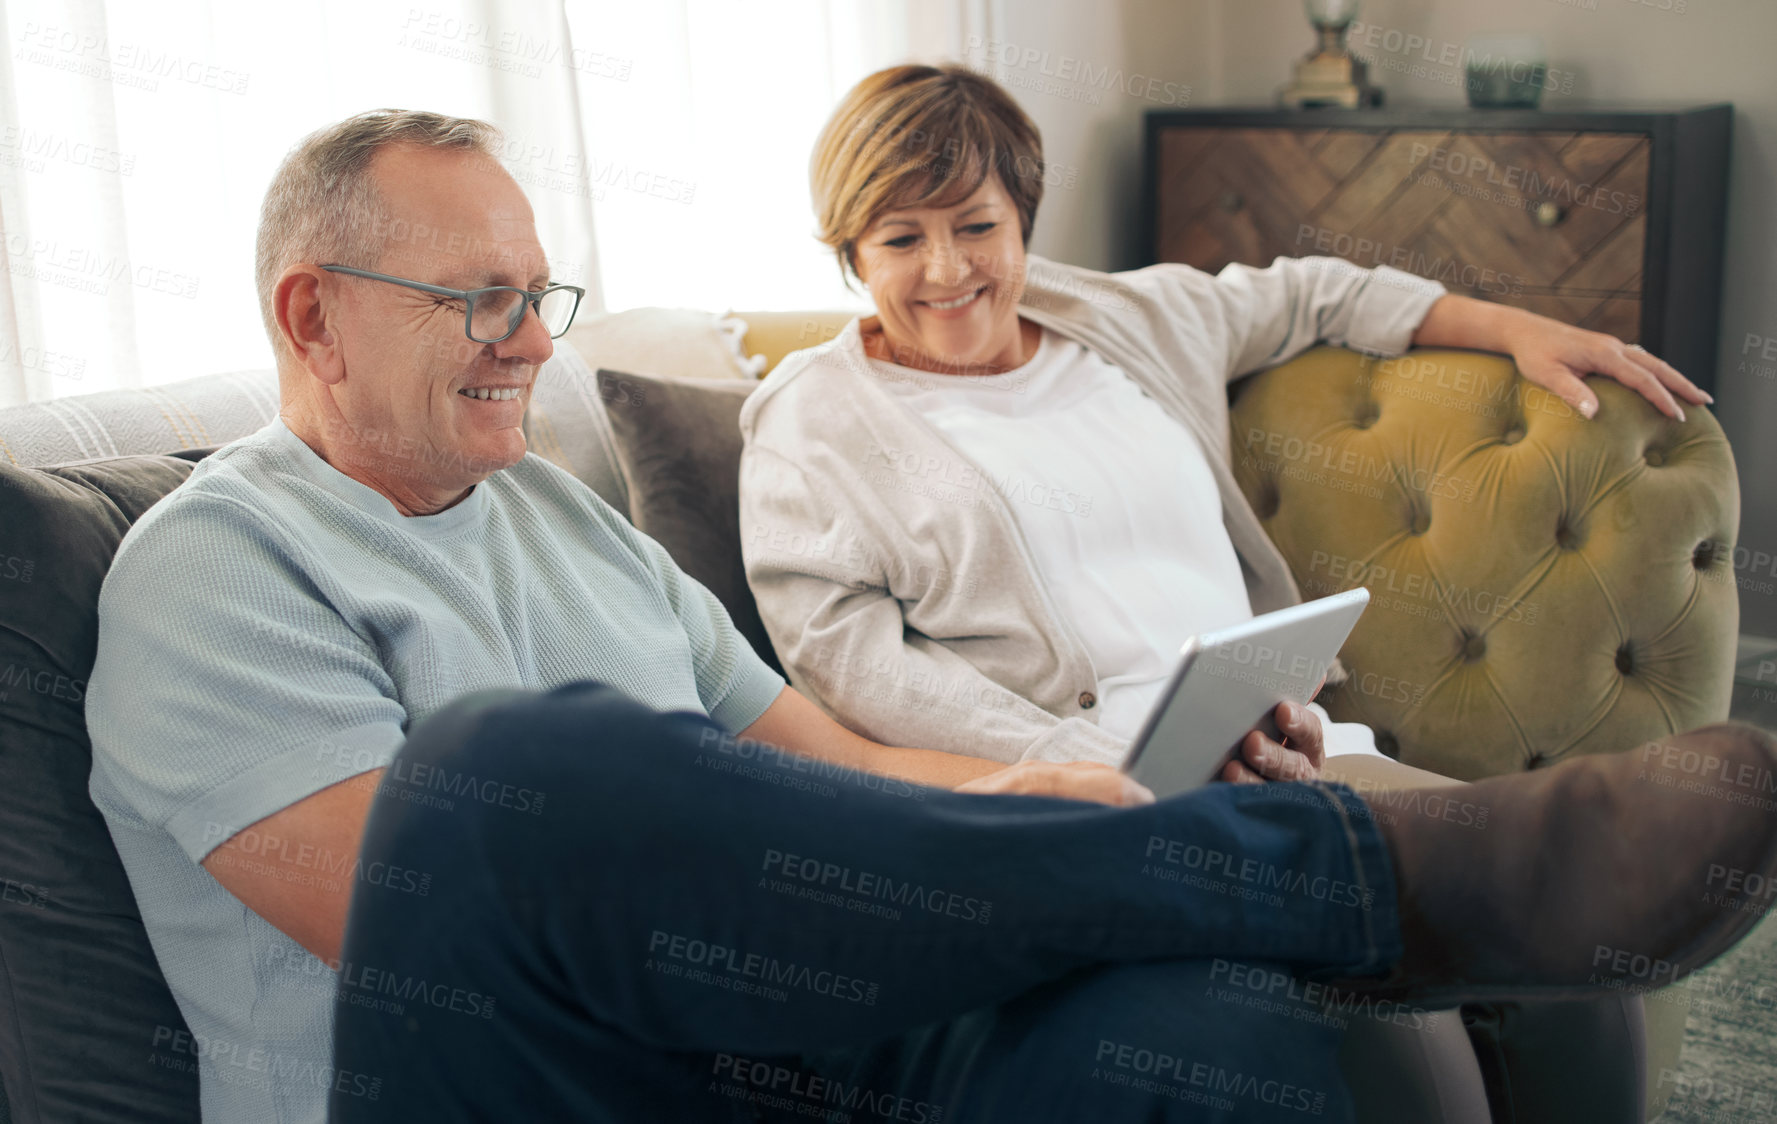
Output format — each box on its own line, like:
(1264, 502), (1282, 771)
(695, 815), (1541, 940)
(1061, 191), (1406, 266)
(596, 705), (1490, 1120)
(1208, 958), (1440, 1032)
(1202, 638), (1330, 684)
(1704, 862), (1777, 916)
(964, 36), (1190, 106)
(1307, 552), (1538, 625)
(696, 727), (928, 800)
(0, 662), (84, 702)
(197, 817), (432, 897)
(151, 1026), (382, 1101)
(711, 1055), (945, 1122)
(384, 756), (547, 814)
(1143, 835), (1375, 911)
(1591, 944), (1682, 990)
(1408, 143), (1640, 217)
(1295, 224), (1524, 298)
(0, 124), (135, 174)
(860, 441), (1095, 516)
(0, 340), (84, 380)
(1244, 425), (1478, 503)
(1346, 23), (1577, 97)
(5, 234), (201, 298)
(14, 23), (251, 94)
(1094, 1040), (1327, 1115)
(398, 10), (633, 80)
(261, 944), (498, 1019)
(760, 848), (993, 924)
(1345, 780), (1489, 830)
(1641, 740), (1777, 795)
(647, 930), (881, 1005)
(0, 877), (49, 910)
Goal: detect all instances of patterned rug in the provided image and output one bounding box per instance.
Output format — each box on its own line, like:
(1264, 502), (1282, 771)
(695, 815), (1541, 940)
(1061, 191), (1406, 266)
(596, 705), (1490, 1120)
(1655, 670), (1777, 1123)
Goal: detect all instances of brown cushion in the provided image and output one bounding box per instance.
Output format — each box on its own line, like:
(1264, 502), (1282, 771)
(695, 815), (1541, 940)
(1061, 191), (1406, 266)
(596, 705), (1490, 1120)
(0, 452), (209, 1123)
(593, 369), (779, 675)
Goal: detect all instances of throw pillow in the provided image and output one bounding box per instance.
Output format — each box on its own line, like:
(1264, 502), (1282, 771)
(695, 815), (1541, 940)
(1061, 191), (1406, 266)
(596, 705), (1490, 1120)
(0, 454), (204, 1123)
(592, 369), (780, 676)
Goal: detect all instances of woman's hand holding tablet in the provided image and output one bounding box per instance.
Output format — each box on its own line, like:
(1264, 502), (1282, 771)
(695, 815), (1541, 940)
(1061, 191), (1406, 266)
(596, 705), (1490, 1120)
(1120, 589), (1370, 799)
(1220, 700), (1326, 784)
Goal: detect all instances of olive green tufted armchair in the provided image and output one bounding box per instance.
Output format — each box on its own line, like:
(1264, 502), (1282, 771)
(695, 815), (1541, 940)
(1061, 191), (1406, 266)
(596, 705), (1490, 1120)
(737, 320), (1741, 1121)
(737, 317), (1744, 775)
(735, 319), (1743, 779)
(1227, 346), (1739, 1123)
(1228, 345), (1740, 781)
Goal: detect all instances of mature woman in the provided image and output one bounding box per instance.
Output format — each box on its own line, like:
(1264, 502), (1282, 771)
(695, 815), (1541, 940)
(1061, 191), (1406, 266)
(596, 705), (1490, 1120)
(739, 64), (1709, 1122)
(739, 63), (1706, 782)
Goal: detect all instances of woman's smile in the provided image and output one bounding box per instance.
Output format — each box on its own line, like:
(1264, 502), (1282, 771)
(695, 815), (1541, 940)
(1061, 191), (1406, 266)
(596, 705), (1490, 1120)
(919, 286), (989, 316)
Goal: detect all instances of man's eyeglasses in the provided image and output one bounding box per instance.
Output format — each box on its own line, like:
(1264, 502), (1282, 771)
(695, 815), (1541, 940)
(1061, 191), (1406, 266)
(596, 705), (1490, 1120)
(321, 265), (585, 343)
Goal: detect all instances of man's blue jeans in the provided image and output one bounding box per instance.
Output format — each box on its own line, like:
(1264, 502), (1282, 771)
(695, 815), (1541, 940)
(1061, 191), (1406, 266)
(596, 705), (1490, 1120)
(329, 682), (1404, 1122)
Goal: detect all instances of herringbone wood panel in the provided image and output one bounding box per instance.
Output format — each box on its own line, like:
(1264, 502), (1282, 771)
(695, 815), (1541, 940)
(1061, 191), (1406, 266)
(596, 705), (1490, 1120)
(1154, 128), (1651, 340)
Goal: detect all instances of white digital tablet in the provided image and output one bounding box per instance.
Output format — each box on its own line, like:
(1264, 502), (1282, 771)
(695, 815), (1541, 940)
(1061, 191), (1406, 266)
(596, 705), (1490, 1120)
(1119, 588), (1371, 799)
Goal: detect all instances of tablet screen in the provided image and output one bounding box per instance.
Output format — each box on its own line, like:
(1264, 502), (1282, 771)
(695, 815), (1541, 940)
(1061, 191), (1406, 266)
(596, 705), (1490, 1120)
(1121, 589), (1369, 798)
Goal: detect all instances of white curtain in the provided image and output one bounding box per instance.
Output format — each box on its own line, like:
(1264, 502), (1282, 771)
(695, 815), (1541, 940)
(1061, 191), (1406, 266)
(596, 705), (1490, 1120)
(564, 0), (1000, 313)
(0, 0), (986, 406)
(0, 0), (595, 405)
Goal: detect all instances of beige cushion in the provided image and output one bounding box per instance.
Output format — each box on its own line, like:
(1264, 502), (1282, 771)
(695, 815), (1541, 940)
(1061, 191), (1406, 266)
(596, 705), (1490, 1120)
(560, 308), (755, 382)
(728, 310), (854, 376)
(0, 370), (279, 469)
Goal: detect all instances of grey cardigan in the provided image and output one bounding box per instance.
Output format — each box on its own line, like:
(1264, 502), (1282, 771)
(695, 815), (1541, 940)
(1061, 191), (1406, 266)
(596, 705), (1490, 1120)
(738, 255), (1444, 766)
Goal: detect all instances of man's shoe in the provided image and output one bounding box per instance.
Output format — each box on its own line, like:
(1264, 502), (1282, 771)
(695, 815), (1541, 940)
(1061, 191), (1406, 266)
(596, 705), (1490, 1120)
(1334, 723), (1777, 1006)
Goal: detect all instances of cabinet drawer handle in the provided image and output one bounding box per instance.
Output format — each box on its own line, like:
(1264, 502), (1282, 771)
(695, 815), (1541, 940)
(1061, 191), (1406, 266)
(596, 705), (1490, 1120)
(1534, 201), (1564, 228)
(1220, 190), (1244, 213)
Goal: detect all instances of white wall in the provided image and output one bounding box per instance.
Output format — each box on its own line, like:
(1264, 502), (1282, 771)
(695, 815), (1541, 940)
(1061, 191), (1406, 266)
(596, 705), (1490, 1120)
(966, 0), (1210, 269)
(1005, 0), (1777, 637)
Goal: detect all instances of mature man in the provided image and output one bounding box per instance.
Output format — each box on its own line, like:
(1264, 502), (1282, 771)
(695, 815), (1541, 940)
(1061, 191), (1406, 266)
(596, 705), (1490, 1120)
(87, 111), (1777, 1123)
(84, 109), (1170, 1121)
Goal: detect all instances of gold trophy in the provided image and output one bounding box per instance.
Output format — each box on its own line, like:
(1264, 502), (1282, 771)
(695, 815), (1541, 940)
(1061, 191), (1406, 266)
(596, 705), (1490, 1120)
(1280, 0), (1382, 109)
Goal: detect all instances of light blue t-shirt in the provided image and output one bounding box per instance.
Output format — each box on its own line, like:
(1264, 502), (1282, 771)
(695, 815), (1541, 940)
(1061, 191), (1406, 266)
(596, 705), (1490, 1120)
(86, 419), (784, 1123)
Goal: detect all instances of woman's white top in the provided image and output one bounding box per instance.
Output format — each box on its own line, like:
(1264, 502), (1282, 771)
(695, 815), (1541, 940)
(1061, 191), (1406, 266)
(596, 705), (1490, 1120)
(868, 328), (1381, 758)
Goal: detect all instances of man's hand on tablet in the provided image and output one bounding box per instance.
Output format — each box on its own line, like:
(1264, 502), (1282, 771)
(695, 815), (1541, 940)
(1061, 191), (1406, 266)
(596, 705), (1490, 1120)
(1220, 701), (1325, 785)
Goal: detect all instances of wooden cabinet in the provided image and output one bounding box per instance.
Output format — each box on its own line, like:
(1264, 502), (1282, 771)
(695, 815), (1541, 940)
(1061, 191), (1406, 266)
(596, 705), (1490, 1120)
(1142, 106), (1731, 391)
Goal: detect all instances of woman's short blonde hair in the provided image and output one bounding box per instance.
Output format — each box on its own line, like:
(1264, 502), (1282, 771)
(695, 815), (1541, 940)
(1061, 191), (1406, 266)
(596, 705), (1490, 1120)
(811, 64), (1043, 283)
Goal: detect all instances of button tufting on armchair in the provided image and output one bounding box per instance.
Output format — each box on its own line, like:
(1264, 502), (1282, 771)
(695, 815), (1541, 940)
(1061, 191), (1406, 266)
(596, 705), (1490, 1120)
(1227, 345), (1740, 1122)
(1229, 345), (1739, 782)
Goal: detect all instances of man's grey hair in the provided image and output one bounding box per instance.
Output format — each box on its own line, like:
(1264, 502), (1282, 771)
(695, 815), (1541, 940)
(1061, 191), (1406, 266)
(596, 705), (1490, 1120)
(254, 109), (503, 354)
